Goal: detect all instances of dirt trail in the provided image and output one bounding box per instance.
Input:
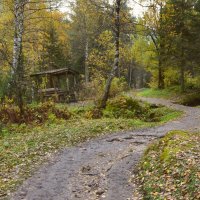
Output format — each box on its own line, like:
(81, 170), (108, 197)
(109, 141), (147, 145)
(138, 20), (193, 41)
(11, 98), (200, 200)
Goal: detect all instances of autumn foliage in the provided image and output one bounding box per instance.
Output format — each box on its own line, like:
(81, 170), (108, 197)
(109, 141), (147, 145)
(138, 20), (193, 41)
(0, 101), (71, 124)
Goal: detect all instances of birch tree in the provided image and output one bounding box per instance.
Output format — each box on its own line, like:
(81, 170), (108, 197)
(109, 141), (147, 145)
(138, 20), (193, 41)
(87, 0), (132, 107)
(100, 0), (121, 108)
(10, 0), (61, 113)
(12, 0), (27, 114)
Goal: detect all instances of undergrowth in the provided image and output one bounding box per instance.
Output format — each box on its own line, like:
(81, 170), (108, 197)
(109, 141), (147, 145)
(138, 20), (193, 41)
(0, 95), (182, 198)
(179, 93), (200, 107)
(137, 131), (200, 200)
(0, 100), (71, 124)
(83, 96), (181, 122)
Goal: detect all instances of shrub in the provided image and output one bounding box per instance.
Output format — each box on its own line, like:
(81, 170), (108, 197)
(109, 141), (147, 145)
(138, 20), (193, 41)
(103, 95), (169, 122)
(104, 95), (146, 119)
(109, 77), (128, 98)
(0, 75), (10, 99)
(149, 67), (180, 88)
(164, 68), (179, 87)
(77, 77), (128, 101)
(186, 76), (200, 89)
(85, 107), (103, 119)
(143, 108), (164, 122)
(0, 103), (21, 124)
(180, 93), (200, 106)
(0, 101), (71, 124)
(77, 79), (103, 101)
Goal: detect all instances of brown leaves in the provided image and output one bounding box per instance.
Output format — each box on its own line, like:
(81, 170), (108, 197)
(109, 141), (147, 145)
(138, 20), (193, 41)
(0, 101), (71, 124)
(137, 131), (200, 199)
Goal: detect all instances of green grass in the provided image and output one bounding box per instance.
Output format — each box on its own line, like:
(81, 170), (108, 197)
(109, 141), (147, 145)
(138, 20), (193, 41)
(156, 107), (183, 123)
(0, 100), (182, 198)
(137, 131), (200, 200)
(137, 87), (180, 99)
(137, 88), (200, 107)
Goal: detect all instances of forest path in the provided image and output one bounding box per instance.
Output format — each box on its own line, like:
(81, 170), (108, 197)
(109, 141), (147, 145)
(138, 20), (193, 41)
(11, 98), (200, 200)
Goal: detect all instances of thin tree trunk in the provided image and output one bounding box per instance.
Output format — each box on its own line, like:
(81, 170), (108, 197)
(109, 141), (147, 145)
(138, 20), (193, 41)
(158, 3), (165, 89)
(12, 0), (26, 115)
(180, 0), (185, 92)
(140, 70), (144, 88)
(128, 65), (132, 88)
(180, 65), (185, 92)
(85, 38), (89, 83)
(128, 59), (135, 88)
(133, 69), (137, 89)
(190, 62), (195, 78)
(100, 0), (121, 108)
(180, 49), (185, 92)
(150, 35), (165, 89)
(158, 56), (164, 89)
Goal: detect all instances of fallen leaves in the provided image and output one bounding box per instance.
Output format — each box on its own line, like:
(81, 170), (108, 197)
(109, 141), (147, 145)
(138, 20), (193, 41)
(137, 131), (200, 199)
(0, 103), (182, 198)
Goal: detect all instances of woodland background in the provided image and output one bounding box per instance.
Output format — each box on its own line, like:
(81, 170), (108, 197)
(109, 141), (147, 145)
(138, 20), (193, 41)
(0, 1), (200, 198)
(0, 0), (200, 111)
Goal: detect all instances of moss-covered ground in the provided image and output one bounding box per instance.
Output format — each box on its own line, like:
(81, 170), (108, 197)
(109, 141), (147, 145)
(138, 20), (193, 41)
(137, 131), (200, 200)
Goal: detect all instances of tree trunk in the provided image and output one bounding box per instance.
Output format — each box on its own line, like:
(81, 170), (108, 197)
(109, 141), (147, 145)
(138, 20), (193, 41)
(157, 3), (165, 89)
(85, 38), (89, 83)
(128, 59), (135, 88)
(100, 0), (121, 108)
(12, 0), (26, 115)
(180, 0), (185, 92)
(158, 56), (165, 89)
(180, 65), (185, 92)
(140, 70), (144, 88)
(128, 65), (132, 88)
(133, 68), (137, 89)
(190, 62), (195, 78)
(180, 48), (185, 92)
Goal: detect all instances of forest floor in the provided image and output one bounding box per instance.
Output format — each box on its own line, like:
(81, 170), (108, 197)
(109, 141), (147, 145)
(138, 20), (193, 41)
(9, 97), (200, 200)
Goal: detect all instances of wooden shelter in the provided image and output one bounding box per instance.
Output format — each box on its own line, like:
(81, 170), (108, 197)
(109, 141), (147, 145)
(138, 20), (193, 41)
(31, 68), (79, 102)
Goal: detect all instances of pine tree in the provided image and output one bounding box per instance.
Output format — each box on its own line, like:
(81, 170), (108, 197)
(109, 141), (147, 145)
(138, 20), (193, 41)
(42, 25), (67, 70)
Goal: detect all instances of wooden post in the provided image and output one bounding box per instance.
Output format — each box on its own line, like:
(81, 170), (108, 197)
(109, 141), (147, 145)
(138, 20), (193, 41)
(66, 73), (69, 91)
(49, 75), (53, 88)
(74, 75), (76, 87)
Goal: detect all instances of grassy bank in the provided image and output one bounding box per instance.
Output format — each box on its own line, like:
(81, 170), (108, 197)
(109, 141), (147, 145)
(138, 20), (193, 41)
(0, 96), (182, 198)
(137, 131), (200, 200)
(137, 88), (200, 107)
(137, 87), (180, 99)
